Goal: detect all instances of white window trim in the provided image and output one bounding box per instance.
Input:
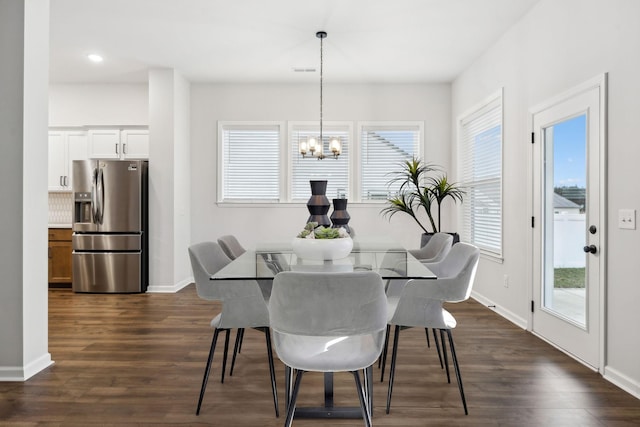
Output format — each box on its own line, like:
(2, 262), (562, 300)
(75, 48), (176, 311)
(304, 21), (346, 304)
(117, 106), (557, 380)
(286, 121), (354, 203)
(457, 89), (504, 261)
(217, 121), (286, 204)
(217, 120), (424, 206)
(355, 121), (424, 203)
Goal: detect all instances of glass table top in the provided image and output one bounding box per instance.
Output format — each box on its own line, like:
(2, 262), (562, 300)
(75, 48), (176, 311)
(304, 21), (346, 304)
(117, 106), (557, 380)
(211, 237), (436, 280)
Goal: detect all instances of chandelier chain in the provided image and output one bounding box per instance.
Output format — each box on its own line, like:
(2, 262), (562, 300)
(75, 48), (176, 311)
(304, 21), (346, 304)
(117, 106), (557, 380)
(319, 33), (323, 147)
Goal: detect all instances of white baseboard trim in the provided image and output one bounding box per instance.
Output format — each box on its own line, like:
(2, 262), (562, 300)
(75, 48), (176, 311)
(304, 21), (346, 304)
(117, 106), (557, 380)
(604, 365), (640, 400)
(470, 291), (528, 330)
(146, 277), (192, 293)
(0, 353), (54, 382)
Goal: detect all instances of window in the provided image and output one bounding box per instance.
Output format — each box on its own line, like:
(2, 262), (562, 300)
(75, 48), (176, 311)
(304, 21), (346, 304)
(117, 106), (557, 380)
(458, 91), (503, 257)
(359, 123), (422, 201)
(289, 123), (350, 201)
(218, 120), (423, 204)
(218, 123), (281, 202)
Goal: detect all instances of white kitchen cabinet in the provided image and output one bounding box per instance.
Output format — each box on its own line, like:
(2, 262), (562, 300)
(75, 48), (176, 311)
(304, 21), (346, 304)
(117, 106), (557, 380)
(88, 129), (149, 160)
(48, 130), (88, 191)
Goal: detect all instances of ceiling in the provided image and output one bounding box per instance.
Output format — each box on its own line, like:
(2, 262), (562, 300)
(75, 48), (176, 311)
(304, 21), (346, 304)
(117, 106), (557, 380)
(49, 0), (539, 84)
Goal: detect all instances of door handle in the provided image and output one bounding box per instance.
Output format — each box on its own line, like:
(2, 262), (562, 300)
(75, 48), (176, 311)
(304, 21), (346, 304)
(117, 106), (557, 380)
(123, 143), (127, 154)
(583, 245), (597, 254)
(60, 176), (64, 186)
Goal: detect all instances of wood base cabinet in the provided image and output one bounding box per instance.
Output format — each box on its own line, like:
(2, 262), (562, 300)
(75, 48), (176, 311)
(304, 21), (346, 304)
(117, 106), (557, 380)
(48, 228), (73, 285)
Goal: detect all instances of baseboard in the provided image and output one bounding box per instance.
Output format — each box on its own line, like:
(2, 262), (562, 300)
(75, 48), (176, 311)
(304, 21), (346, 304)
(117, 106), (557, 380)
(470, 290), (528, 330)
(0, 353), (54, 382)
(604, 365), (640, 400)
(146, 277), (192, 293)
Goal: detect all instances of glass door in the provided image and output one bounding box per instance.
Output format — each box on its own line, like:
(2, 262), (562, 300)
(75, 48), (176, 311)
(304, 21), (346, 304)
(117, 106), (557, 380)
(531, 76), (606, 370)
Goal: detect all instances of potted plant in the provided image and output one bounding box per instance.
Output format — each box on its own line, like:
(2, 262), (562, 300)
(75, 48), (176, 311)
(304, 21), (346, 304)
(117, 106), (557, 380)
(292, 222), (353, 261)
(381, 157), (465, 247)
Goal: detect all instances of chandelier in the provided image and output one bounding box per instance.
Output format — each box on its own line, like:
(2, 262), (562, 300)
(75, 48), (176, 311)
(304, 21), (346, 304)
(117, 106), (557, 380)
(299, 31), (341, 160)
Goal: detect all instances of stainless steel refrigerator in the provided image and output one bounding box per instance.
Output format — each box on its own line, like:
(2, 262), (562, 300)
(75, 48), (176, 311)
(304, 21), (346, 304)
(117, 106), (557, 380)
(72, 159), (148, 293)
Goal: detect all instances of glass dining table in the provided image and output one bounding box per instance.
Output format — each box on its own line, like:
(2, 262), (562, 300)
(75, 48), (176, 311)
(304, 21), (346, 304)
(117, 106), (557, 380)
(210, 236), (436, 420)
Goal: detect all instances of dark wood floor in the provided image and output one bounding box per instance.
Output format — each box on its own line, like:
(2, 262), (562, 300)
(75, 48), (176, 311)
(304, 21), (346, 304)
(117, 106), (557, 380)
(0, 285), (638, 426)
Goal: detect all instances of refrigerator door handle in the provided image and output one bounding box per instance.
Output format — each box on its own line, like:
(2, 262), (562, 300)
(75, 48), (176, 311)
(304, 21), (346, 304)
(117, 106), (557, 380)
(96, 167), (105, 224)
(91, 167), (99, 224)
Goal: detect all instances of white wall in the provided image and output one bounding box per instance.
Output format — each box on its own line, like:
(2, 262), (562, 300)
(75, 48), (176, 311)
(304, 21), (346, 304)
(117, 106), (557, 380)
(49, 84), (148, 126)
(0, 0), (52, 381)
(452, 0), (640, 397)
(189, 83), (451, 251)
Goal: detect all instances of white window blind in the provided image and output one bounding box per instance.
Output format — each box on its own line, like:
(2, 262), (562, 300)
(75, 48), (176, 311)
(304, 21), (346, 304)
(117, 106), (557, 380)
(360, 125), (421, 201)
(221, 124), (280, 201)
(459, 94), (503, 256)
(290, 125), (349, 201)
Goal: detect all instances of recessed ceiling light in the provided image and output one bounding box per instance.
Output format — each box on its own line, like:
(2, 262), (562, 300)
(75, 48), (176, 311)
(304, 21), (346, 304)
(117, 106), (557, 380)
(87, 54), (104, 63)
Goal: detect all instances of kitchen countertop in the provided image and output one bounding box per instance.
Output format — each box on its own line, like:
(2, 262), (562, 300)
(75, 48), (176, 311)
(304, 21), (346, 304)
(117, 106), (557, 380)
(48, 224), (72, 229)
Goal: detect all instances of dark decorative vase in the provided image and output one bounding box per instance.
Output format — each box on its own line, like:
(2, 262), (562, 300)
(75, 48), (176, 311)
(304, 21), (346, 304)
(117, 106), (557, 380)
(330, 198), (351, 234)
(307, 180), (331, 227)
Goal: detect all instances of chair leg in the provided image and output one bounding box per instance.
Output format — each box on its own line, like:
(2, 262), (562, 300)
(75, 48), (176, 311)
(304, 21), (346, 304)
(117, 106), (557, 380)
(220, 329), (230, 383)
(237, 327), (245, 353)
(380, 324), (391, 381)
(230, 328), (244, 376)
(425, 327), (431, 348)
(352, 370), (372, 427)
(264, 328), (279, 417)
(386, 325), (401, 414)
(285, 369), (305, 427)
(366, 365), (373, 417)
(440, 329), (451, 383)
(432, 328), (444, 369)
(446, 329), (468, 415)
(196, 328), (220, 415)
(284, 366), (293, 415)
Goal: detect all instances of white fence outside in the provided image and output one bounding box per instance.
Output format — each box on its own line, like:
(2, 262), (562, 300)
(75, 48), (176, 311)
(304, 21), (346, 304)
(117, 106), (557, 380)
(553, 213), (586, 268)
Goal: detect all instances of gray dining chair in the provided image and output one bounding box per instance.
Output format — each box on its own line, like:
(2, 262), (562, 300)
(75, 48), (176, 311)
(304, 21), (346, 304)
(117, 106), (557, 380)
(269, 271), (387, 427)
(217, 234), (246, 260)
(384, 242), (480, 415)
(408, 232), (454, 263)
(188, 241), (279, 417)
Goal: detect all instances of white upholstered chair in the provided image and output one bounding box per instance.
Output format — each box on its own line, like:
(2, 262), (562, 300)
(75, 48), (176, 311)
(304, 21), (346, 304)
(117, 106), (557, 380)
(408, 232), (454, 263)
(188, 241), (278, 417)
(269, 271), (387, 427)
(384, 242), (480, 415)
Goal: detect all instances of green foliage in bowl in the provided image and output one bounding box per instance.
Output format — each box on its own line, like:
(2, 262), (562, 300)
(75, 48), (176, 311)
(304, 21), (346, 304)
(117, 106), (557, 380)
(297, 222), (348, 239)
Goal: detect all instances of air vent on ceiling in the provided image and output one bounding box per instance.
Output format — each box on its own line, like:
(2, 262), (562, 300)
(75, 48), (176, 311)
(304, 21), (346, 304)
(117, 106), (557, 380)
(293, 67), (316, 73)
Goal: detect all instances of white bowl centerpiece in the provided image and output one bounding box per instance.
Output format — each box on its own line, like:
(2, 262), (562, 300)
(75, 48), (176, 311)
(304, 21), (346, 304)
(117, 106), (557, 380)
(292, 222), (353, 261)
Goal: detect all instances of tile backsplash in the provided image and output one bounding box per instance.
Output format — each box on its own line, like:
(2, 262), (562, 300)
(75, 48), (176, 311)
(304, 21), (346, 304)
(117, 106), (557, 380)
(49, 192), (73, 224)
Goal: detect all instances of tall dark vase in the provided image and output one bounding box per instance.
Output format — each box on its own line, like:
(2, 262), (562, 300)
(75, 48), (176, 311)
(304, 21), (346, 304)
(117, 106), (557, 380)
(306, 180), (331, 227)
(330, 198), (351, 234)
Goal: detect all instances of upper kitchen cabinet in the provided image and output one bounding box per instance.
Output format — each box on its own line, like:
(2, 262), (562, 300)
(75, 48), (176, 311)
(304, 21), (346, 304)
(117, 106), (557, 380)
(88, 128), (149, 160)
(48, 130), (88, 191)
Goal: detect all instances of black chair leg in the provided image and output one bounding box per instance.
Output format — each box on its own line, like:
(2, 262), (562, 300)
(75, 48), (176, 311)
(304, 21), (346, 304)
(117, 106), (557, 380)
(264, 328), (279, 417)
(237, 327), (245, 354)
(380, 324), (391, 381)
(446, 329), (468, 415)
(432, 328), (444, 369)
(285, 369), (305, 427)
(284, 366), (292, 414)
(439, 329), (450, 383)
(386, 325), (401, 414)
(220, 329), (230, 383)
(196, 328), (220, 415)
(366, 365), (373, 417)
(425, 327), (431, 348)
(230, 328), (244, 376)
(352, 370), (372, 427)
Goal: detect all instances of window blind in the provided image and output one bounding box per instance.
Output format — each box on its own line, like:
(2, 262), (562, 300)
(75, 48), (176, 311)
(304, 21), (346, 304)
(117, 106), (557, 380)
(360, 126), (420, 201)
(221, 125), (280, 201)
(290, 126), (349, 200)
(459, 95), (503, 256)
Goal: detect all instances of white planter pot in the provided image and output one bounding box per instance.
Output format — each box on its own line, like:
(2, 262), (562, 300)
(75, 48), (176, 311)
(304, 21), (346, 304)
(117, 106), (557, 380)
(291, 237), (354, 261)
